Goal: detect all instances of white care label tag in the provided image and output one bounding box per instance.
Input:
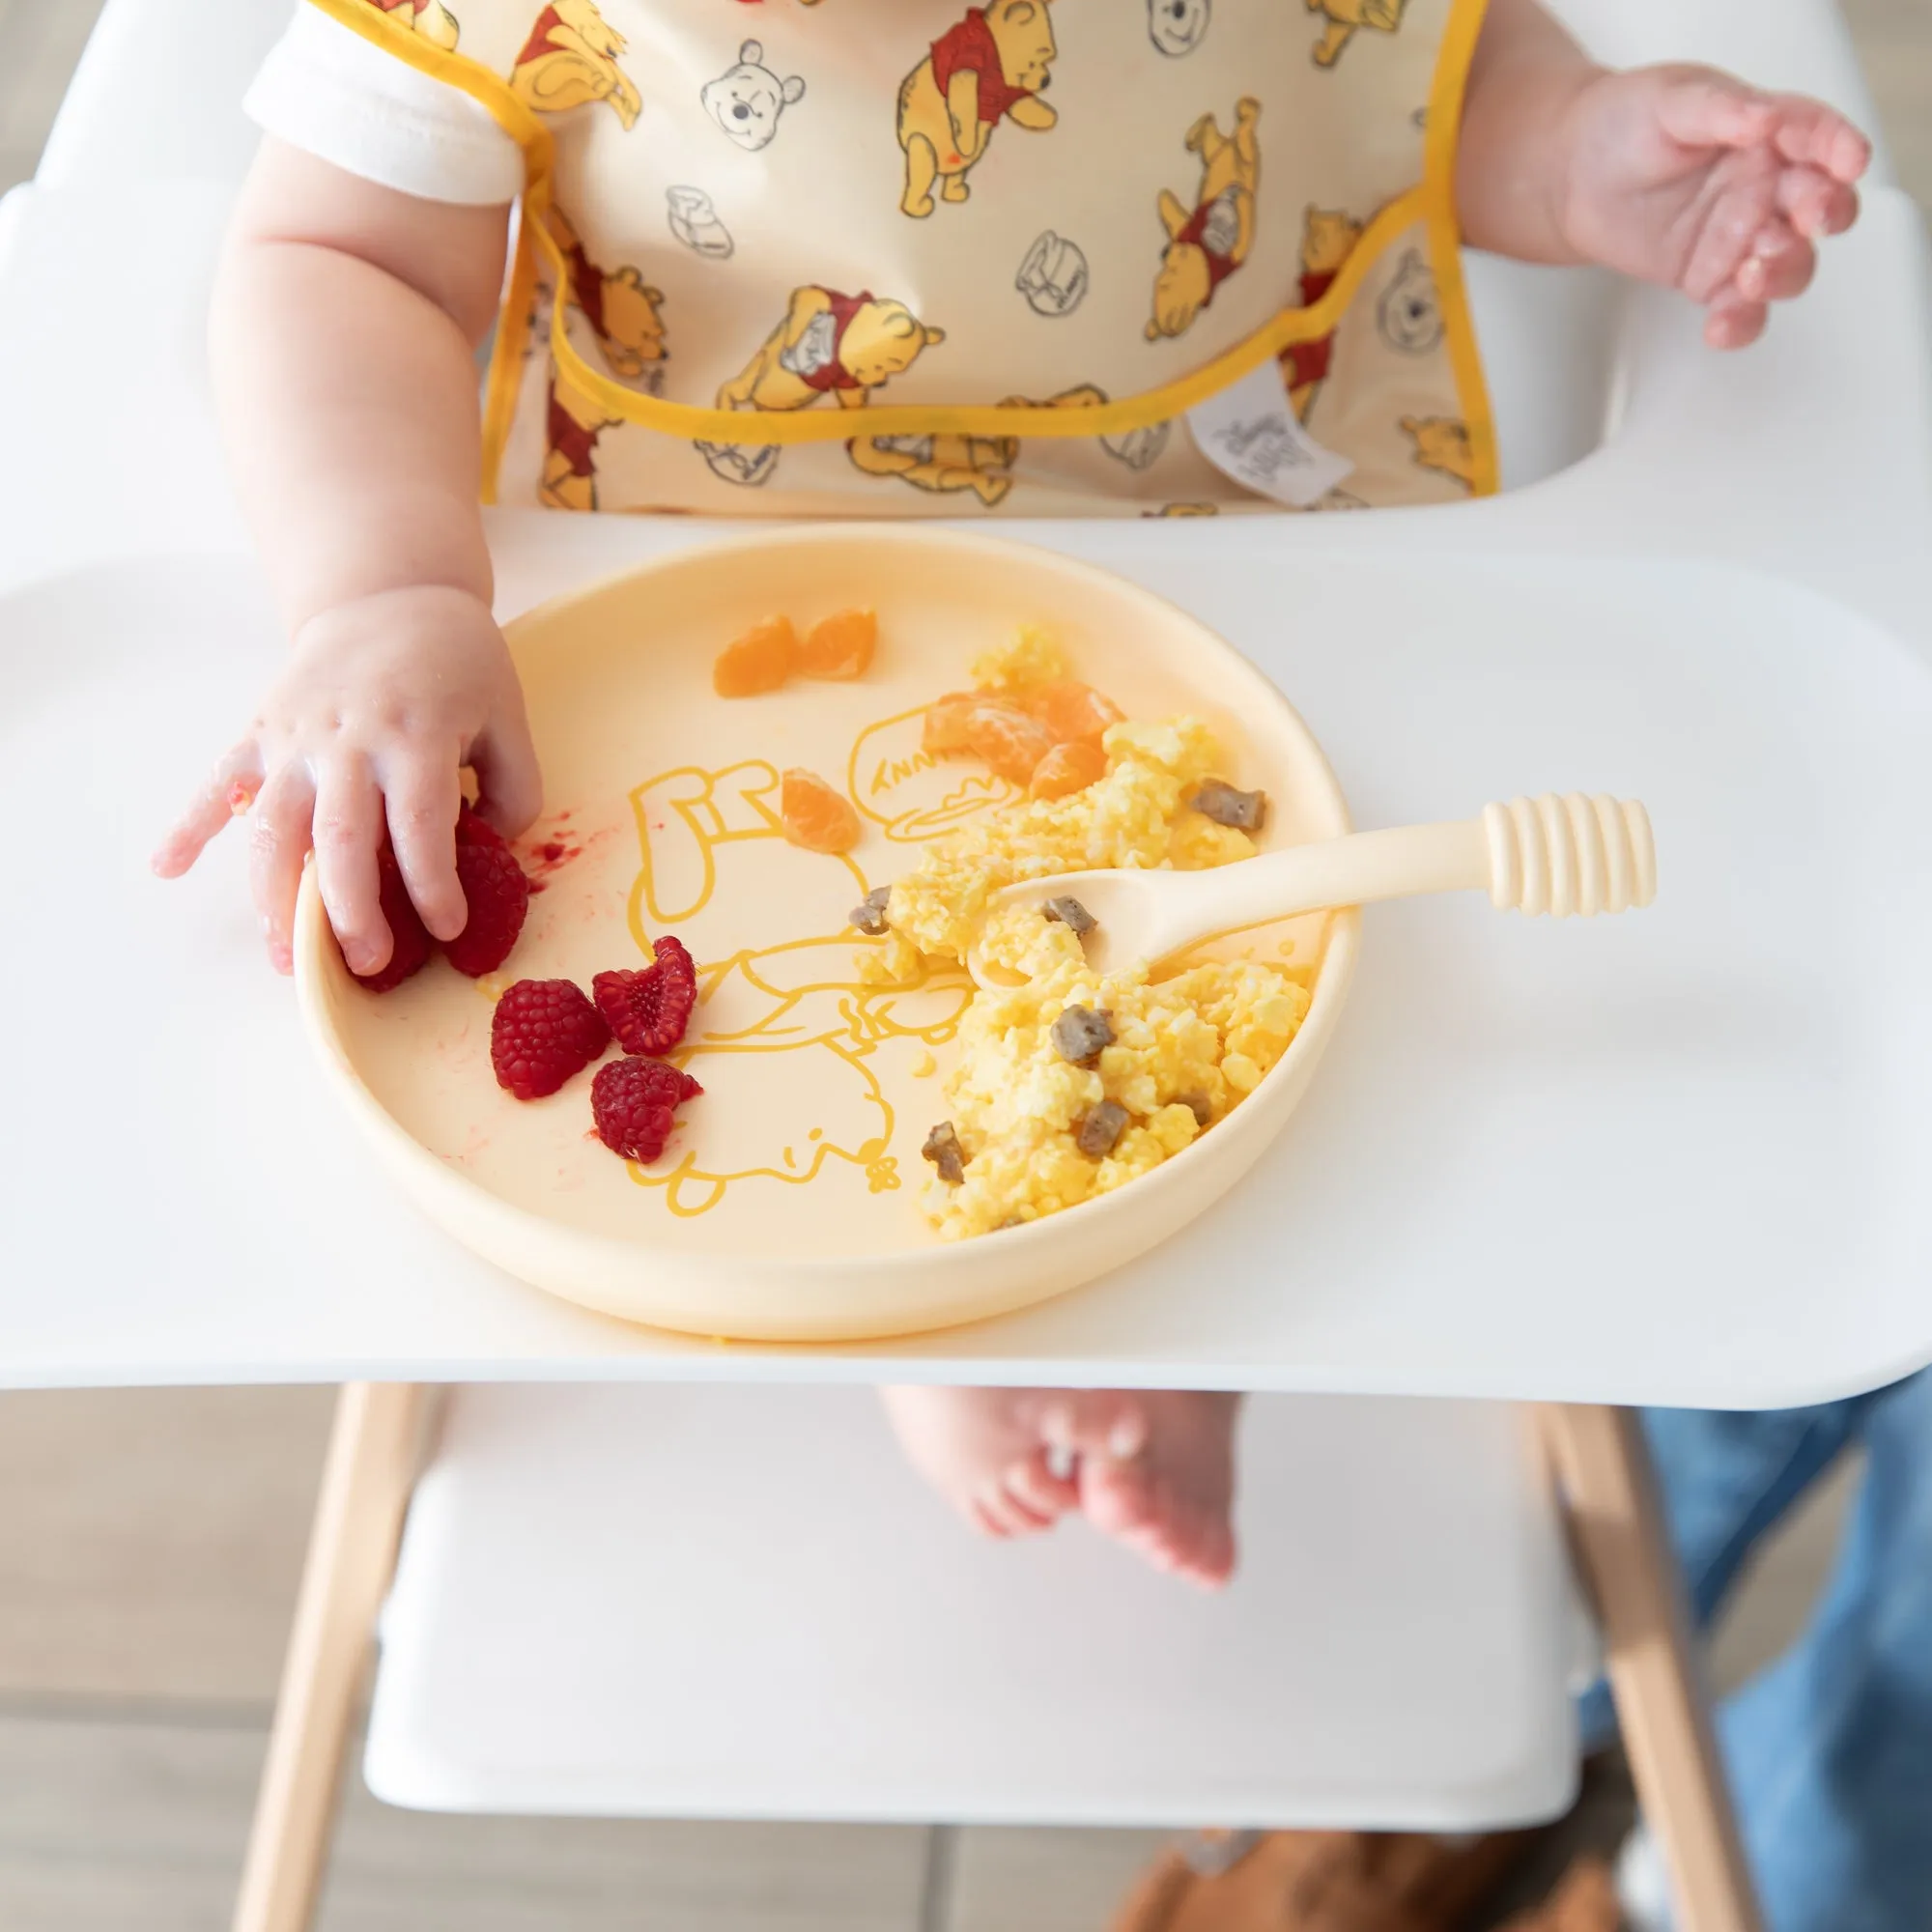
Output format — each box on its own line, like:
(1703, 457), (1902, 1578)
(1184, 357), (1355, 508)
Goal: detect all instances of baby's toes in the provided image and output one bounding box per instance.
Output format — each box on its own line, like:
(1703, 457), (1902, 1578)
(971, 1481), (1051, 1537)
(1036, 1390), (1149, 1463)
(1166, 1510), (1237, 1589)
(1004, 1445), (1080, 1522)
(968, 1494), (1015, 1539)
(1079, 1453), (1160, 1537)
(1108, 1482), (1236, 1588)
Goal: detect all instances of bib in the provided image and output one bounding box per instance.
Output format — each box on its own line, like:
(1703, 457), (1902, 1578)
(316, 0), (1497, 517)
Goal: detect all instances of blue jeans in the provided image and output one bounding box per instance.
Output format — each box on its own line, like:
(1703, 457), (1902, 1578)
(1577, 1371), (1932, 1932)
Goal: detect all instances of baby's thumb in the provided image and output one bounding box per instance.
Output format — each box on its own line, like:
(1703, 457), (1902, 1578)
(1656, 71), (1777, 152)
(471, 711), (545, 839)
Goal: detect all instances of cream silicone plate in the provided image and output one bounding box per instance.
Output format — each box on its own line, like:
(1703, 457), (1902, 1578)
(294, 527), (1358, 1342)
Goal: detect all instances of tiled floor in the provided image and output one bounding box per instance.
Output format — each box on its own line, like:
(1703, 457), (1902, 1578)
(1, 1), (1923, 1926)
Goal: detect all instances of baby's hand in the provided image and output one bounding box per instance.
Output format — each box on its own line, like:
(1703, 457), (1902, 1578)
(153, 585), (541, 977)
(1558, 67), (1870, 349)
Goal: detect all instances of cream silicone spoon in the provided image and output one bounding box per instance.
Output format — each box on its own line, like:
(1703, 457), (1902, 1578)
(967, 793), (1656, 988)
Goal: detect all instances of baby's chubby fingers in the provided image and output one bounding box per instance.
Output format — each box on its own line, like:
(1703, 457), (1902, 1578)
(311, 754), (390, 977)
(1766, 95), (1871, 184)
(1705, 294), (1769, 352)
(1733, 219), (1815, 305)
(152, 742), (263, 879)
(1776, 165), (1860, 242)
(383, 753), (468, 944)
(247, 763), (318, 975)
(469, 704), (546, 843)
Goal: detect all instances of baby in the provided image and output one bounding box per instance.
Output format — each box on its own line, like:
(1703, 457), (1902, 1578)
(156, 0), (1868, 1586)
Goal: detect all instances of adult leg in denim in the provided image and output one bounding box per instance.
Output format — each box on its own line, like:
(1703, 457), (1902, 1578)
(1576, 1398), (1864, 1747)
(1717, 1369), (1932, 1932)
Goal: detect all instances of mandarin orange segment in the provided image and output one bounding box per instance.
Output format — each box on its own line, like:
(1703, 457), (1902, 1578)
(713, 614), (799, 697)
(1028, 679), (1125, 746)
(922, 692), (980, 754)
(963, 701), (1057, 787)
(1028, 737), (1108, 801)
(798, 607), (878, 680)
(780, 768), (862, 854)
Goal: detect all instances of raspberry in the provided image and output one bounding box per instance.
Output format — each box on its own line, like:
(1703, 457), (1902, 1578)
(353, 845), (435, 993)
(455, 800), (510, 853)
(591, 1056), (703, 1163)
(593, 936), (698, 1055)
(491, 979), (611, 1100)
(445, 838), (532, 977)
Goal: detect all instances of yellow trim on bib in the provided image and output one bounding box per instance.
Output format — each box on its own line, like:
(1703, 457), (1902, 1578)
(304, 0), (1495, 497)
(1422, 0), (1500, 497)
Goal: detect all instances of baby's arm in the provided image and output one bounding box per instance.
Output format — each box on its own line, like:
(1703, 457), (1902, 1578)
(153, 139), (540, 977)
(1458, 0), (1871, 348)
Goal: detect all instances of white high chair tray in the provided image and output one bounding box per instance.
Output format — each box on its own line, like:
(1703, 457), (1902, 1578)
(1, 156), (1928, 1402)
(4, 517), (1930, 1404)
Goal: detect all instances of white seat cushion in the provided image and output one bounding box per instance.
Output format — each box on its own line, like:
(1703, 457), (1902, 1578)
(365, 1387), (1581, 1830)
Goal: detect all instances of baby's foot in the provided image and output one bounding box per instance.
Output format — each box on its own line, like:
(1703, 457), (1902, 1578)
(882, 1387), (1242, 1588)
(1077, 1391), (1242, 1589)
(881, 1385), (1138, 1538)
(1557, 66), (1870, 347)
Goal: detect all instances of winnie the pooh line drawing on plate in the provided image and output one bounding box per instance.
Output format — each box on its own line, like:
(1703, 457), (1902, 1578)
(848, 705), (1018, 842)
(1307, 0), (1407, 69)
(716, 289), (946, 414)
(358, 0), (460, 51)
(508, 0), (640, 128)
(1147, 98), (1261, 342)
(897, 0), (1059, 219)
(620, 754), (978, 1217)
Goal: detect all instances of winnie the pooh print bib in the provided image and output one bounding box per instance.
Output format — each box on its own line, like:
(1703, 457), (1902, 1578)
(310, 0), (1496, 518)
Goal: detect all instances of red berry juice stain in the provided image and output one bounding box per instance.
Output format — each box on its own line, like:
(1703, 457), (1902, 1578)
(519, 815), (587, 884)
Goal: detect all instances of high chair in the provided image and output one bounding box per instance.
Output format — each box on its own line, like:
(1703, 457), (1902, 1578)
(2, 3), (1926, 1932)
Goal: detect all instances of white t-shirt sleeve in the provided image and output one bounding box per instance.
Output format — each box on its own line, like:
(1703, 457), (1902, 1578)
(244, 6), (525, 206)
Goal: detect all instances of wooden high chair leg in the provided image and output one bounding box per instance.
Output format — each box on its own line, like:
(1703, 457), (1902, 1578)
(232, 1383), (429, 1932)
(1539, 1405), (1764, 1932)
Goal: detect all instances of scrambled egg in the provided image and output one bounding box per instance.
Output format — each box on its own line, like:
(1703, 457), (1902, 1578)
(865, 634), (1313, 1241)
